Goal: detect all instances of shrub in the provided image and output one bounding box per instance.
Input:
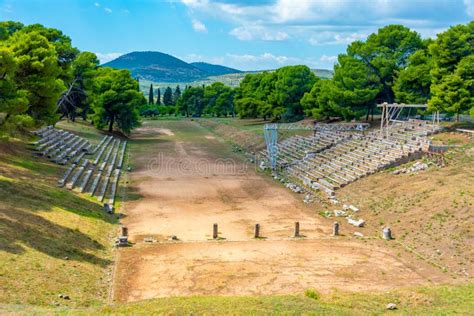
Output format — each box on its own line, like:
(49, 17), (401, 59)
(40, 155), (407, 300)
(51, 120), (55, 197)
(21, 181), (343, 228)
(304, 288), (320, 300)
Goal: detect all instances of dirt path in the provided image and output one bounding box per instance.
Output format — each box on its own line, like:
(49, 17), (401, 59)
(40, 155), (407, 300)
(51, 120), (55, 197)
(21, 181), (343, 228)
(114, 119), (449, 302)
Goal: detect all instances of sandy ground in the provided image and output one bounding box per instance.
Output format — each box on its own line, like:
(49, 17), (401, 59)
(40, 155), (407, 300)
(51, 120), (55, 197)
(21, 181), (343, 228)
(114, 120), (449, 303)
(115, 240), (445, 302)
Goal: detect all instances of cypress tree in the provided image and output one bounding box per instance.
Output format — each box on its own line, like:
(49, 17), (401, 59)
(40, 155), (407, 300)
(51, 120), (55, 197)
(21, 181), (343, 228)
(173, 85), (181, 104)
(148, 84), (154, 104)
(156, 88), (161, 105)
(163, 86), (173, 105)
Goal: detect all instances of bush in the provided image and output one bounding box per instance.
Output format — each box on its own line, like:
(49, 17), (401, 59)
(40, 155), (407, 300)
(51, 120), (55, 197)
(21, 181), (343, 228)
(304, 289), (320, 300)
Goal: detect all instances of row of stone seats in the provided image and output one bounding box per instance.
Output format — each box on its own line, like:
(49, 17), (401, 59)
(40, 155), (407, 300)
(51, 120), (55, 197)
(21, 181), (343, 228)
(33, 127), (128, 213)
(261, 130), (353, 167)
(107, 141), (127, 210)
(97, 139), (120, 202)
(33, 127), (91, 165)
(284, 123), (437, 195)
(57, 134), (125, 201)
(288, 137), (412, 193)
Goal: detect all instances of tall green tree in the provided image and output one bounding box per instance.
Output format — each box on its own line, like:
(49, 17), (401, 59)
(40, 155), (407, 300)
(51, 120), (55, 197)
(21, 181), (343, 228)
(90, 68), (145, 133)
(163, 86), (173, 105)
(428, 22), (474, 118)
(156, 88), (161, 105)
(234, 66), (315, 121)
(58, 51), (99, 121)
(148, 83), (154, 104)
(235, 98), (267, 119)
(203, 82), (235, 117)
(347, 25), (423, 104)
(176, 86), (204, 117)
(173, 85), (181, 104)
(301, 79), (341, 120)
(272, 65), (316, 120)
(393, 46), (432, 104)
(8, 30), (65, 123)
(331, 55), (381, 120)
(21, 24), (79, 82)
(0, 47), (29, 126)
(0, 21), (24, 40)
(429, 55), (474, 120)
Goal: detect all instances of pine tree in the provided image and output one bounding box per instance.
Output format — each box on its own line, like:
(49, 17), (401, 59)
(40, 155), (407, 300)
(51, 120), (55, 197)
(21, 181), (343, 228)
(163, 86), (173, 105)
(173, 85), (181, 104)
(156, 88), (161, 105)
(148, 84), (154, 104)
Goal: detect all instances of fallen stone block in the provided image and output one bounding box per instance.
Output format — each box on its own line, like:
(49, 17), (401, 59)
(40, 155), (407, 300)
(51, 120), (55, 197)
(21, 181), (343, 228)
(347, 217), (365, 227)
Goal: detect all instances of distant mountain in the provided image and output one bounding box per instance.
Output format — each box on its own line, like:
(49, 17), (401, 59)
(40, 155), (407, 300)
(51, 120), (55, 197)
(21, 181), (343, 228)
(102, 51), (241, 83)
(190, 62), (241, 76)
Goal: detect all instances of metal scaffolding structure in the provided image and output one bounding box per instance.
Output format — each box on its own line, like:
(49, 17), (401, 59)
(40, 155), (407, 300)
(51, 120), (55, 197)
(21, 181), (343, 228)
(377, 102), (438, 137)
(263, 122), (370, 169)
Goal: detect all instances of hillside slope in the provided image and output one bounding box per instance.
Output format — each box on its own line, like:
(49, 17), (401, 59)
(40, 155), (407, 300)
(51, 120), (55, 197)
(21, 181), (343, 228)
(0, 123), (117, 307)
(337, 131), (474, 278)
(104, 51), (332, 88)
(190, 62), (241, 76)
(103, 51), (207, 82)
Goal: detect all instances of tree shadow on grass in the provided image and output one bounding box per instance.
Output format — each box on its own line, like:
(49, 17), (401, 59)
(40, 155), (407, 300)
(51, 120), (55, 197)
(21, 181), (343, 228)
(0, 178), (116, 224)
(0, 208), (111, 267)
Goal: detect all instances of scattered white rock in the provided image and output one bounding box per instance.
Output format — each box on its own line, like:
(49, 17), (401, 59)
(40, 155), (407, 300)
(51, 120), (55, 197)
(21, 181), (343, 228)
(393, 161), (429, 175)
(349, 205), (359, 212)
(392, 168), (407, 175)
(303, 194), (314, 204)
(347, 217), (365, 227)
(386, 303), (397, 310)
(334, 210), (347, 217)
(286, 182), (304, 193)
(408, 161), (429, 173)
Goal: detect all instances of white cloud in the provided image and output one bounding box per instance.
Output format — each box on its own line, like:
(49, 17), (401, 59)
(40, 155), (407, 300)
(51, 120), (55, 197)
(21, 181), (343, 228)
(320, 55), (338, 63)
(181, 52), (336, 71)
(94, 2), (100, 7)
(192, 19), (207, 32)
(308, 31), (370, 45)
(225, 53), (302, 70)
(229, 25), (289, 41)
(180, 0), (468, 45)
(104, 7), (112, 13)
(464, 0), (474, 16)
(95, 52), (123, 64)
(182, 53), (225, 65)
(181, 0), (208, 7)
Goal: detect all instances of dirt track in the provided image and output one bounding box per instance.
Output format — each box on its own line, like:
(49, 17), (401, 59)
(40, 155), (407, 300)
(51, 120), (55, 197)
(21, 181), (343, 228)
(114, 120), (448, 302)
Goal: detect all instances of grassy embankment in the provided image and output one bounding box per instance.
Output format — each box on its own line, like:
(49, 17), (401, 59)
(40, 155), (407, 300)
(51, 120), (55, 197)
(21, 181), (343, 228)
(0, 121), (118, 308)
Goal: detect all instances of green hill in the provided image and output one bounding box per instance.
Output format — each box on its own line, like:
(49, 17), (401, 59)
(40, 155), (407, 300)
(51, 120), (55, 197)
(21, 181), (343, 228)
(104, 51), (332, 88)
(190, 62), (241, 76)
(102, 51), (208, 82)
(102, 51), (241, 83)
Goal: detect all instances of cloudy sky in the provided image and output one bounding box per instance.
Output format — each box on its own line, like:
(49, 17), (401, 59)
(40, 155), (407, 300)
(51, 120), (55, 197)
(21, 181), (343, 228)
(1, 0), (472, 70)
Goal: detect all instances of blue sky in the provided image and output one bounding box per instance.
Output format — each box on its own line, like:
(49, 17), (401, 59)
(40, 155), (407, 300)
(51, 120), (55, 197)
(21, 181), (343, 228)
(0, 0), (472, 70)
